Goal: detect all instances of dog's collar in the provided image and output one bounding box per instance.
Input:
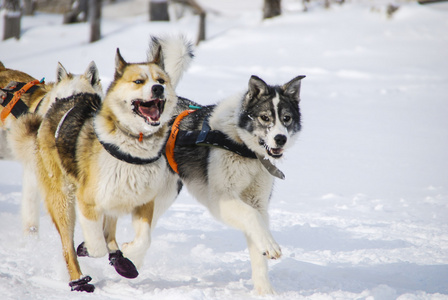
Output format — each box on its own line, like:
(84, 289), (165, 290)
(97, 137), (163, 165)
(114, 121), (152, 142)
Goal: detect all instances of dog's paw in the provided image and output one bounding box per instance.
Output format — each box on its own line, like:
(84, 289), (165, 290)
(121, 242), (146, 269)
(109, 250), (139, 279)
(69, 276), (95, 293)
(261, 240), (282, 260)
(77, 242), (89, 257)
(82, 240), (107, 258)
(24, 225), (38, 236)
(254, 282), (276, 295)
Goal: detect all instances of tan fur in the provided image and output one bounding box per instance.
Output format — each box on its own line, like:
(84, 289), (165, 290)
(34, 49), (180, 289)
(0, 62), (53, 120)
(1, 61), (103, 238)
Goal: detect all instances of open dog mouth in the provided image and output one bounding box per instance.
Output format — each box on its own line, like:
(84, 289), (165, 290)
(133, 99), (165, 126)
(259, 139), (284, 158)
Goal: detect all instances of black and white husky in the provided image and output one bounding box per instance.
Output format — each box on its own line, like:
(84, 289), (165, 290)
(168, 75), (305, 294)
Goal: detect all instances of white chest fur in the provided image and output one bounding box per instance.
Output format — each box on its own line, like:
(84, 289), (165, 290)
(95, 151), (167, 215)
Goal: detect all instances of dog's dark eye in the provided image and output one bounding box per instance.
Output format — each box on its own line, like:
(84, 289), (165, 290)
(260, 115), (270, 122)
(134, 79), (144, 84)
(157, 78), (165, 84)
(283, 115), (291, 123)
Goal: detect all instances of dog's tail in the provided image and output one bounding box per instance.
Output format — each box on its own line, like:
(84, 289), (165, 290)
(7, 113), (42, 164)
(0, 61), (5, 71)
(147, 35), (194, 89)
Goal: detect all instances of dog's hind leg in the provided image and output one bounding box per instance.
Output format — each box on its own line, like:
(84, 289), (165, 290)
(44, 185), (94, 292)
(21, 165), (40, 235)
(7, 114), (42, 235)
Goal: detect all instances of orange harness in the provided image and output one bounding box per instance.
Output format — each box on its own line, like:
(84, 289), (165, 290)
(165, 109), (197, 174)
(1, 78), (44, 123)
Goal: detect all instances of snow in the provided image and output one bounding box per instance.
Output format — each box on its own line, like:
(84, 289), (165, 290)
(1, 0), (448, 299)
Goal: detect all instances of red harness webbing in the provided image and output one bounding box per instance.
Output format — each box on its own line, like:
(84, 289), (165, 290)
(165, 109), (196, 174)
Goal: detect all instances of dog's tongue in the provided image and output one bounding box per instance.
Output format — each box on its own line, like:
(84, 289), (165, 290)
(139, 105), (160, 121)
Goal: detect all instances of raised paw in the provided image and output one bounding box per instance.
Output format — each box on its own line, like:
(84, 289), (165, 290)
(79, 240), (107, 258)
(69, 276), (95, 293)
(109, 250), (139, 279)
(77, 242), (89, 257)
(261, 239), (282, 259)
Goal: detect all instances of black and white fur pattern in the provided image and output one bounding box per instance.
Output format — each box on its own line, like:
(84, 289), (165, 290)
(173, 75), (305, 294)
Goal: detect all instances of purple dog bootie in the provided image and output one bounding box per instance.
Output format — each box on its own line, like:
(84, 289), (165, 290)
(69, 276), (95, 292)
(109, 250), (139, 279)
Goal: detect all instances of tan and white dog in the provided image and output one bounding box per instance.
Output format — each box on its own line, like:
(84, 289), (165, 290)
(32, 36), (193, 292)
(0, 61), (103, 235)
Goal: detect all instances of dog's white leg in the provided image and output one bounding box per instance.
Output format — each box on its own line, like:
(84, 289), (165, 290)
(246, 234), (276, 295)
(21, 166), (40, 235)
(123, 177), (180, 268)
(208, 197), (282, 259)
(103, 215), (119, 252)
(77, 209), (108, 258)
(122, 200), (154, 269)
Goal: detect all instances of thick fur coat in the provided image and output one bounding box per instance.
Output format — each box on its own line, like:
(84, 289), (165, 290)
(172, 75), (305, 294)
(32, 36), (193, 292)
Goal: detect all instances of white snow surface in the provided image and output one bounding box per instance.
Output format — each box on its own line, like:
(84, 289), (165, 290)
(1, 0), (448, 299)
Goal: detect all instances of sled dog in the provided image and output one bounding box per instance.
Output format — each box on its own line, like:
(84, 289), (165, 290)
(167, 75), (305, 294)
(0, 61), (103, 234)
(34, 37), (193, 292)
(1, 62), (50, 161)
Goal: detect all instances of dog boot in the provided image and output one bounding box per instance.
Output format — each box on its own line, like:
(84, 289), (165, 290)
(69, 276), (95, 292)
(109, 250), (139, 279)
(76, 242), (89, 257)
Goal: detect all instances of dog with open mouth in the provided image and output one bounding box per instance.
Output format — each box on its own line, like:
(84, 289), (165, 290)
(166, 74), (305, 294)
(32, 36), (193, 292)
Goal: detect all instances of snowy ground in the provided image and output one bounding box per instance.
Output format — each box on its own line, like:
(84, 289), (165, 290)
(1, 0), (448, 299)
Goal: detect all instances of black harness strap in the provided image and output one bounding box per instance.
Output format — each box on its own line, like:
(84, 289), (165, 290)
(97, 139), (163, 165)
(0, 81), (39, 118)
(176, 117), (257, 159)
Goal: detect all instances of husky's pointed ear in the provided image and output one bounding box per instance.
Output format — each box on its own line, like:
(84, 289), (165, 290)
(282, 75), (306, 102)
(247, 75), (269, 100)
(151, 45), (165, 70)
(85, 61), (101, 87)
(56, 62), (69, 83)
(115, 48), (127, 79)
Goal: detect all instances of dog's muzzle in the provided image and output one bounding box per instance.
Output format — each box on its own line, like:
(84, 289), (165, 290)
(259, 136), (286, 158)
(133, 98), (166, 126)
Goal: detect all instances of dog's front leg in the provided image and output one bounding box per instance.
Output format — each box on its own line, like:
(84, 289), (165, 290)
(210, 197), (282, 259)
(103, 215), (119, 252)
(245, 234), (276, 295)
(206, 197), (280, 293)
(77, 202), (108, 258)
(122, 200), (154, 269)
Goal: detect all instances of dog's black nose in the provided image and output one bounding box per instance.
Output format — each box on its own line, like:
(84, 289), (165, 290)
(274, 134), (287, 147)
(152, 84), (164, 98)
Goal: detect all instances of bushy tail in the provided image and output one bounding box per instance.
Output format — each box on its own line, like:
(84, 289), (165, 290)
(7, 114), (42, 164)
(147, 35), (194, 89)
